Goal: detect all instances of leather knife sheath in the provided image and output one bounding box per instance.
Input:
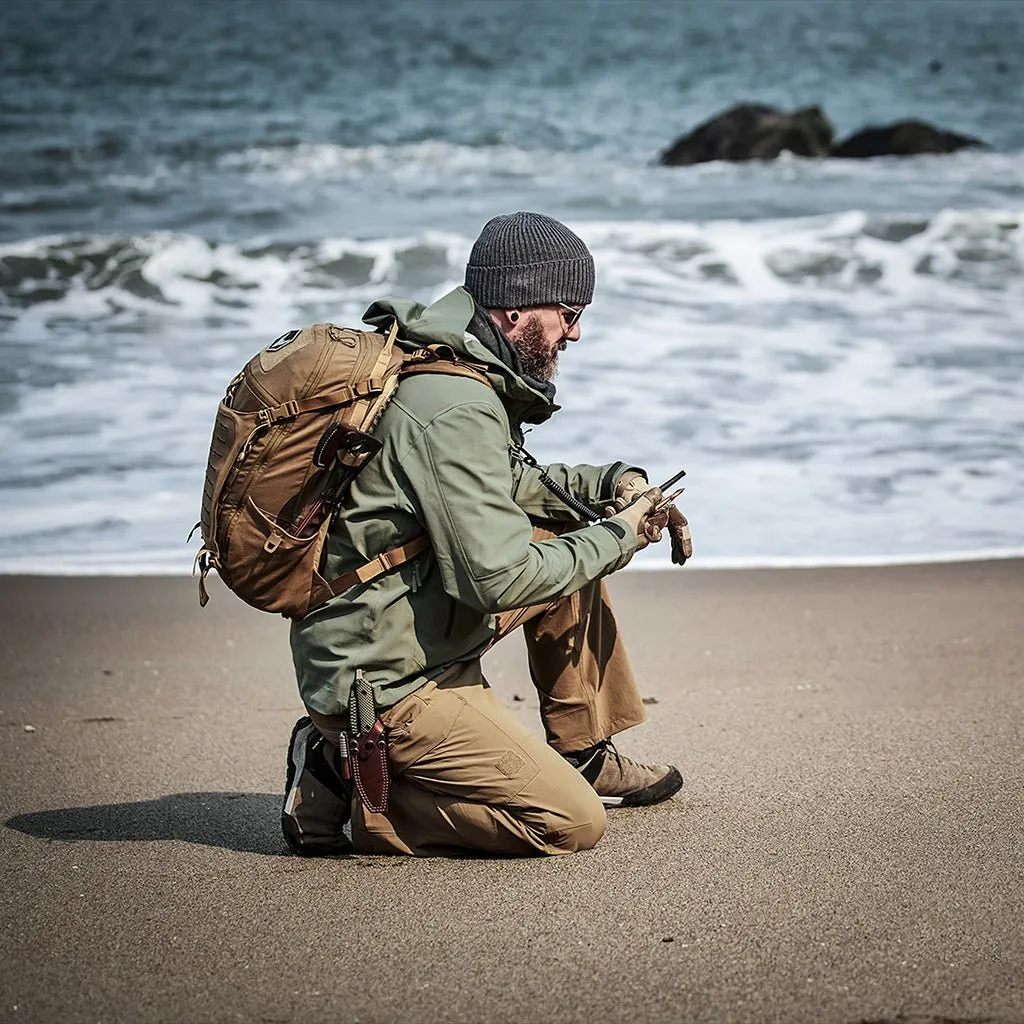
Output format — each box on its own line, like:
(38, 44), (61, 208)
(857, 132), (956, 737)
(352, 718), (390, 814)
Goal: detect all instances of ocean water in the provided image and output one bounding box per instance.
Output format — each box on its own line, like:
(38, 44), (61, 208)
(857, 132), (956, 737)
(2, 0), (1023, 572)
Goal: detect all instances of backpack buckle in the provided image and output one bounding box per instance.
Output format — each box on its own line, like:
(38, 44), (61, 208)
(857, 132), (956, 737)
(193, 548), (216, 607)
(261, 400), (301, 425)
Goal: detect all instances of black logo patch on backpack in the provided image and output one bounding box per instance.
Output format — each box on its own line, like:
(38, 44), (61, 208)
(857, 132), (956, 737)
(267, 329), (300, 352)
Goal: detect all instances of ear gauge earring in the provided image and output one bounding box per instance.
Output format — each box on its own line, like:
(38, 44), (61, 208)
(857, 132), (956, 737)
(509, 311), (520, 323)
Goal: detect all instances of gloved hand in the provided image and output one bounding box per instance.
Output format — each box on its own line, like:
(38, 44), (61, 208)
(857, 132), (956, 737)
(613, 470), (651, 506)
(605, 472), (664, 518)
(666, 505), (692, 565)
(610, 471), (692, 564)
(607, 488), (669, 551)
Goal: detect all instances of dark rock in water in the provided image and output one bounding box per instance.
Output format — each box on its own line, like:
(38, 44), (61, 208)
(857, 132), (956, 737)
(659, 103), (834, 166)
(928, 58), (943, 73)
(831, 120), (985, 158)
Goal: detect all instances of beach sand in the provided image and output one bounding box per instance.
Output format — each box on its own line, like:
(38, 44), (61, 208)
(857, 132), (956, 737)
(1, 561), (1022, 1024)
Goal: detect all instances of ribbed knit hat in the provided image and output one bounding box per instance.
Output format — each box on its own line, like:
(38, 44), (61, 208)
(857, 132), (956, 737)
(465, 211), (595, 309)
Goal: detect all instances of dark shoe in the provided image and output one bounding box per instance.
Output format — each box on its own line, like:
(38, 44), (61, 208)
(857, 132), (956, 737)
(565, 738), (683, 807)
(282, 716), (353, 855)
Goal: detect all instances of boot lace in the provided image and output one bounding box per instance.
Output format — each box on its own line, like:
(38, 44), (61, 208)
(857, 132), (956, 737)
(602, 737), (655, 776)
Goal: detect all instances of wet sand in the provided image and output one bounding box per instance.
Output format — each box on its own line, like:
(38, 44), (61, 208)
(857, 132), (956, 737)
(1, 562), (1022, 1024)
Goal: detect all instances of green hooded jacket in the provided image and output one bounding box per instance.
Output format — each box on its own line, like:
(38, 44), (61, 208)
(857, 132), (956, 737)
(290, 286), (640, 715)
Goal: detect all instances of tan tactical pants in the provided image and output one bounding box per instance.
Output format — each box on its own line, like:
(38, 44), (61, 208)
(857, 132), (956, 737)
(308, 533), (646, 857)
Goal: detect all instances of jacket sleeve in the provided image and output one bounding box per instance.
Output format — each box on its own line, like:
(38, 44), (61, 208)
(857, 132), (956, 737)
(510, 459), (642, 521)
(398, 401), (638, 614)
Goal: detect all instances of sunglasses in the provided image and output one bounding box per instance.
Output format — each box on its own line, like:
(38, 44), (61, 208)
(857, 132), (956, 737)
(557, 302), (585, 331)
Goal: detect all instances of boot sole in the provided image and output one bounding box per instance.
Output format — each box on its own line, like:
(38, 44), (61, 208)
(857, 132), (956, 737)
(601, 766), (684, 807)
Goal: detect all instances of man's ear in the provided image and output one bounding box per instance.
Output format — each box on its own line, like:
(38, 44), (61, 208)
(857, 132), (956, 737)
(487, 309), (521, 334)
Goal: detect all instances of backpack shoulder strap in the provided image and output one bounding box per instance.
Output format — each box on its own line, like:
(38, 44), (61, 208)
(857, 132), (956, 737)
(399, 345), (493, 390)
(321, 343), (491, 602)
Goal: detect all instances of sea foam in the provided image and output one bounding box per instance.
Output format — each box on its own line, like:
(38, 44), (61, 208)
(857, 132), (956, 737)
(1, 208), (1021, 573)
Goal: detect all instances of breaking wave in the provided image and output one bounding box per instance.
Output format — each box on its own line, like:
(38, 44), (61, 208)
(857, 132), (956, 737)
(1, 207), (1021, 329)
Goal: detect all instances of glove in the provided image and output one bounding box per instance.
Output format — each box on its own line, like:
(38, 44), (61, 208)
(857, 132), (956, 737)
(610, 471), (691, 564)
(605, 472), (664, 521)
(607, 488), (668, 551)
(614, 470), (650, 505)
(666, 505), (692, 565)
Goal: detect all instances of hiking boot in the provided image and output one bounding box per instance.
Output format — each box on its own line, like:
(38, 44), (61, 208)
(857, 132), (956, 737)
(565, 738), (683, 807)
(281, 716), (353, 855)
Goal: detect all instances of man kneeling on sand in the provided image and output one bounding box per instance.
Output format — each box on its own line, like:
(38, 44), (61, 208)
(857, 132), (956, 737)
(282, 212), (689, 857)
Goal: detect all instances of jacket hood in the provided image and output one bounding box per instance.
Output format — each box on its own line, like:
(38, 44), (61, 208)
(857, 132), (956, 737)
(362, 286), (557, 426)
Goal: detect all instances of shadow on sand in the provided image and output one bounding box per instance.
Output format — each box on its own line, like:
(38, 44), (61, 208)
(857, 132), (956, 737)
(6, 792), (285, 856)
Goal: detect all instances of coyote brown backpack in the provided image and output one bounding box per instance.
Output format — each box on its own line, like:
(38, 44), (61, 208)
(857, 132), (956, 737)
(194, 319), (489, 619)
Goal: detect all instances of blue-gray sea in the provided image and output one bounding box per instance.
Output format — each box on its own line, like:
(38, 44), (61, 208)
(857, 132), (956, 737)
(2, 0), (1023, 571)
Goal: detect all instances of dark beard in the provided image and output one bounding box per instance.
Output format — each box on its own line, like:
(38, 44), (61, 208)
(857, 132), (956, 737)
(468, 303), (557, 412)
(516, 314), (558, 382)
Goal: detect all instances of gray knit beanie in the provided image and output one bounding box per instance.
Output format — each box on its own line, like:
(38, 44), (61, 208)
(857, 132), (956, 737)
(464, 211), (595, 309)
